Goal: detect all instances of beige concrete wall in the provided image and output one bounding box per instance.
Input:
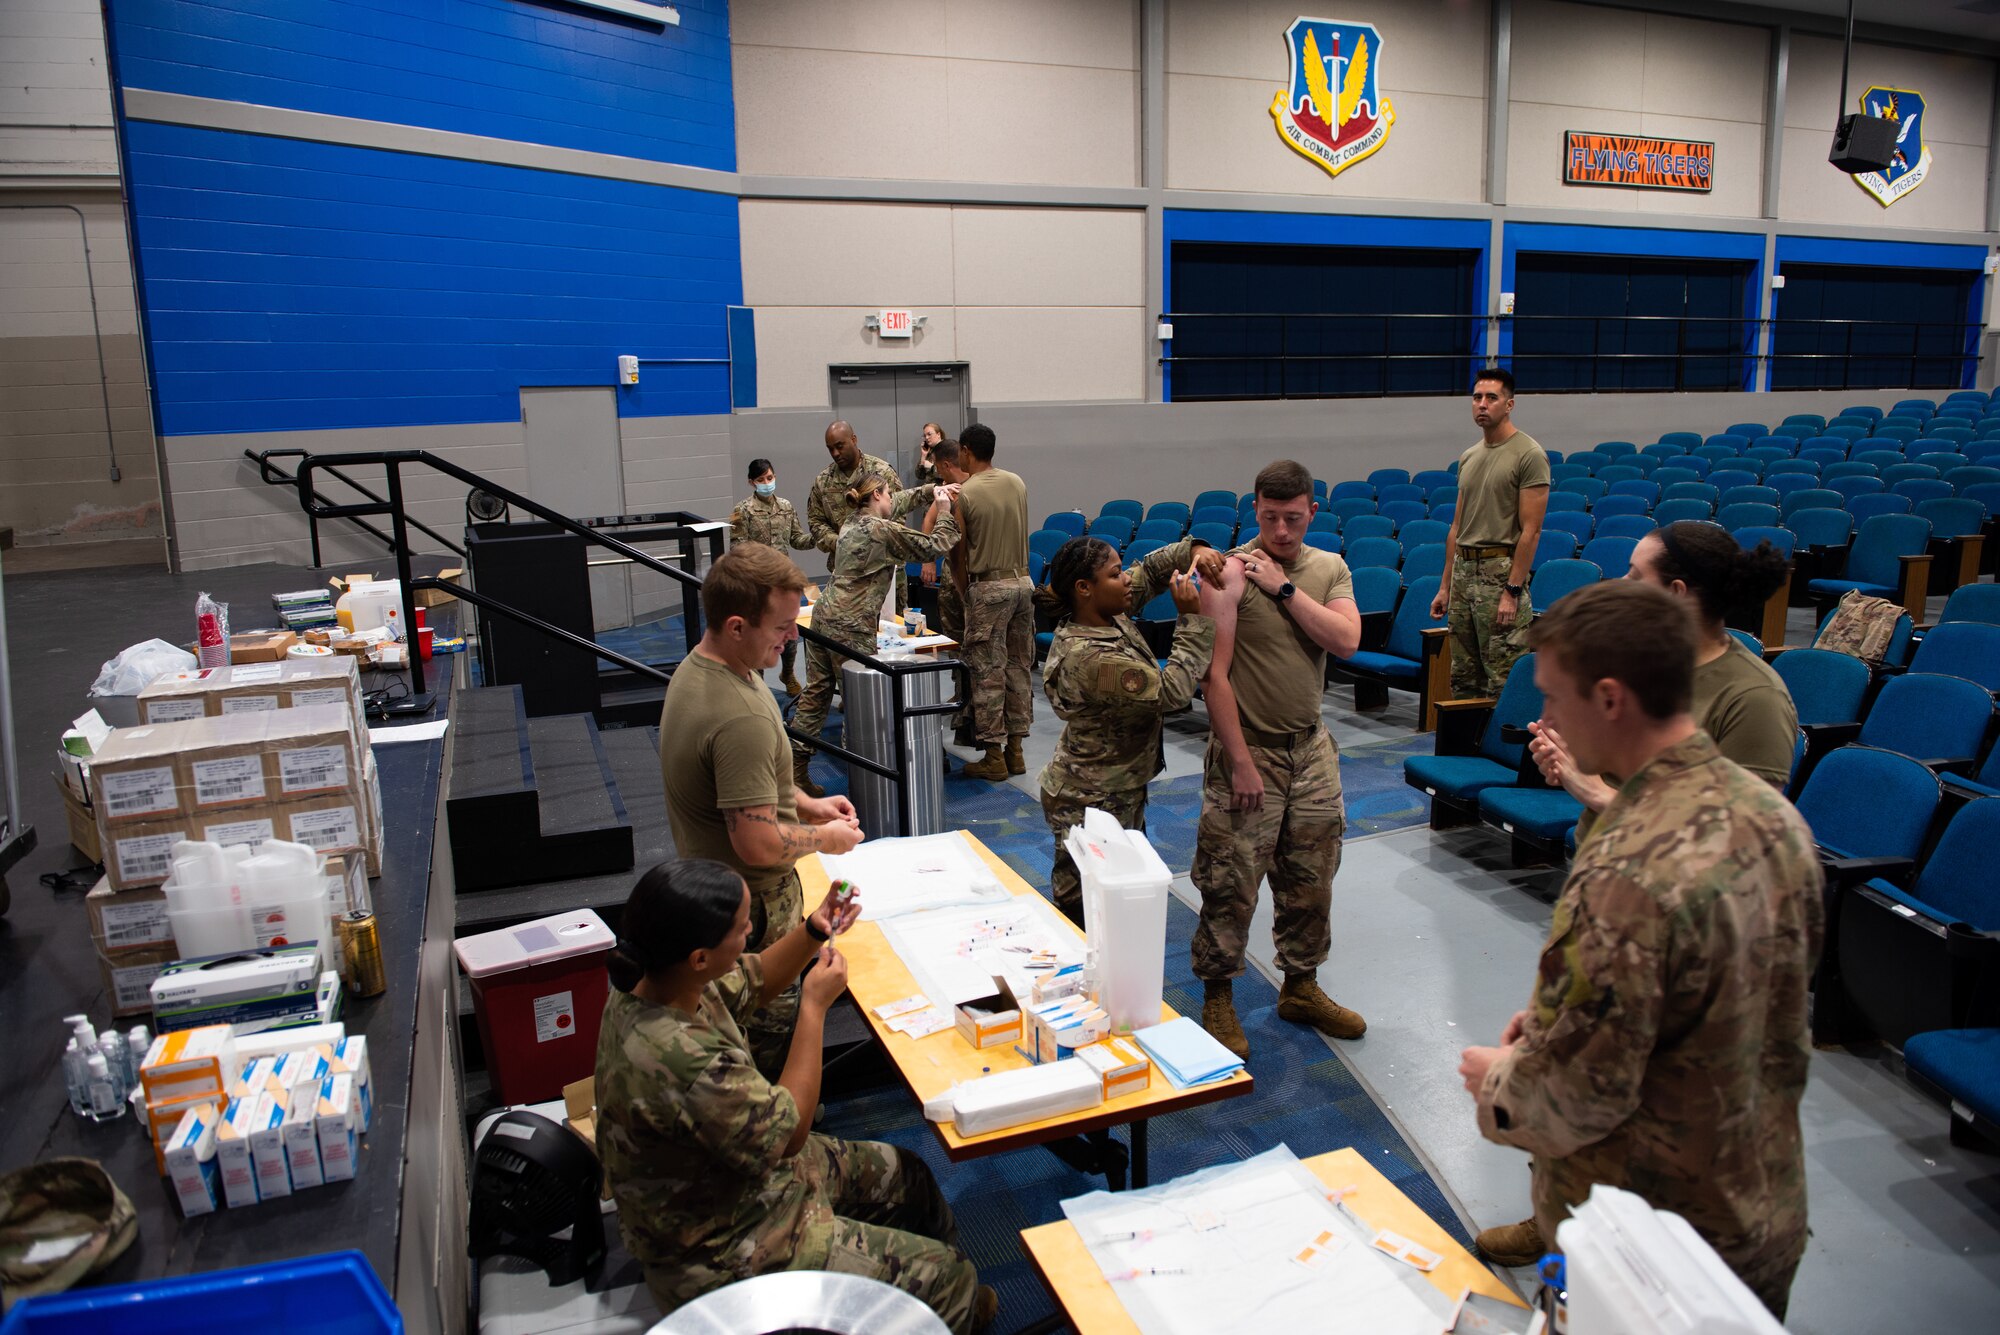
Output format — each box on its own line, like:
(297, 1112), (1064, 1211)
(741, 200), (1146, 408)
(0, 201), (164, 547)
(620, 413), (734, 614)
(162, 422), (526, 571)
(1506, 1), (1768, 219)
(0, 0), (118, 182)
(1781, 34), (1994, 233)
(732, 0), (1139, 186)
(1164, 0), (1490, 202)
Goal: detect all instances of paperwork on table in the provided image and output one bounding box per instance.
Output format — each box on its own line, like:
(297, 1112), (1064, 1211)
(820, 833), (1011, 921)
(1062, 1145), (1453, 1335)
(878, 894), (1086, 1014)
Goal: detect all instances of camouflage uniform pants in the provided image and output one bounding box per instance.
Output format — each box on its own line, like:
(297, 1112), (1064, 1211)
(791, 621), (874, 763)
(797, 1136), (979, 1335)
(1448, 553), (1533, 700)
(640, 1135), (979, 1334)
(939, 581), (967, 732)
(964, 577), (1035, 746)
(778, 638), (798, 684)
(1190, 728), (1344, 981)
(1041, 784), (1148, 926)
(745, 868), (804, 1081)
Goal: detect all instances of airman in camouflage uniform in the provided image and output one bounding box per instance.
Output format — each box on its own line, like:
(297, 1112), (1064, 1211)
(1466, 583), (1822, 1319)
(1040, 540), (1216, 923)
(1447, 556), (1533, 699)
(596, 953), (981, 1331)
(806, 453), (910, 551)
(792, 493), (956, 782)
(730, 491), (815, 694)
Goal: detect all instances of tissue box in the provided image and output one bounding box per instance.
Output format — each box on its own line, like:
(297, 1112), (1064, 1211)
(164, 1104), (222, 1217)
(215, 1098), (263, 1208)
(951, 1060), (1102, 1137)
(313, 1075), (362, 1182)
(1076, 1037), (1153, 1100)
(247, 1093), (293, 1200)
(954, 994), (1021, 1050)
(282, 1094), (325, 1188)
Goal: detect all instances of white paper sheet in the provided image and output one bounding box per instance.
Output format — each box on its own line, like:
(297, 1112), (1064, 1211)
(878, 894), (1086, 1011)
(367, 720), (450, 744)
(1062, 1146), (1450, 1335)
(819, 833), (1010, 921)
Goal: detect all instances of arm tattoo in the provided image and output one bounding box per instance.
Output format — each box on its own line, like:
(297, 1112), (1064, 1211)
(724, 807), (818, 859)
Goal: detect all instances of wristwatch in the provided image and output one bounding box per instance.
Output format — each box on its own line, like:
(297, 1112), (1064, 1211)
(1504, 582), (1525, 598)
(1277, 581), (1296, 602)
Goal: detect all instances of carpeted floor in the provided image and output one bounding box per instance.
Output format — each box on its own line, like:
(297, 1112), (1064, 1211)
(818, 890), (1476, 1334)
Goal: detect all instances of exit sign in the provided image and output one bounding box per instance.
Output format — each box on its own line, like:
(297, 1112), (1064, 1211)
(878, 309), (914, 338)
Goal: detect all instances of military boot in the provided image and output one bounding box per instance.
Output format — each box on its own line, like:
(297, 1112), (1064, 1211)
(1277, 974), (1367, 1039)
(973, 1284), (1000, 1332)
(793, 754), (825, 800)
(1475, 1217), (1546, 1268)
(1200, 980), (1250, 1061)
(780, 671), (802, 696)
(962, 747), (1009, 781)
(1004, 736), (1026, 775)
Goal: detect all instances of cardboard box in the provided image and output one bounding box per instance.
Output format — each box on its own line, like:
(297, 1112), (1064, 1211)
(109, 792), (368, 889)
(229, 630), (297, 664)
(215, 1098), (263, 1207)
(272, 1047), (331, 1092)
(955, 994), (1022, 1050)
(137, 657), (364, 733)
(561, 1077), (611, 1201)
(1076, 1036), (1153, 1101)
(86, 877), (170, 955)
(57, 775), (101, 862)
(145, 1088), (219, 1175)
(99, 942), (177, 1018)
(246, 1093), (292, 1200)
(313, 1074), (361, 1182)
(229, 1056), (285, 1104)
(89, 728), (183, 826)
(141, 1025), (240, 1106)
(164, 1104), (222, 1217)
(1025, 998), (1110, 1064)
(282, 1093), (325, 1188)
(101, 819), (195, 890)
(331, 1037), (372, 1133)
(413, 567), (462, 608)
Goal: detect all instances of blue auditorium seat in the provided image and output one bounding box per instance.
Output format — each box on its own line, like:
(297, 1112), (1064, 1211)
(1135, 518), (1186, 544)
(1193, 489), (1237, 515)
(1906, 1028), (2000, 1148)
(1592, 494), (1650, 520)
(1592, 514), (1655, 541)
(1846, 493), (1911, 525)
(1580, 535), (1638, 578)
(1531, 558), (1602, 607)
(1331, 574), (1446, 722)
(1367, 468), (1411, 490)
(1716, 482), (1777, 509)
(1328, 497), (1378, 523)
(1652, 499), (1713, 526)
(1406, 655), (1544, 824)
(1030, 528), (1071, 562)
(1042, 511), (1087, 537)
(1302, 531), (1342, 554)
(1379, 500), (1429, 531)
(1143, 502), (1191, 533)
(1532, 531), (1578, 570)
(1732, 525), (1794, 559)
(1191, 505), (1236, 531)
(1378, 484), (1426, 508)
(1398, 519), (1450, 550)
(1100, 499), (1143, 524)
(1345, 536), (1401, 570)
(1190, 521), (1235, 551)
(1779, 486), (1842, 519)
(1938, 582), (2000, 627)
(1807, 514), (1931, 609)
(1857, 672), (1996, 770)
(1343, 514), (1396, 542)
(1907, 622), (2000, 692)
(1718, 502), (1780, 531)
(1088, 515), (1135, 548)
(1401, 543), (1447, 584)
(1542, 511), (1594, 545)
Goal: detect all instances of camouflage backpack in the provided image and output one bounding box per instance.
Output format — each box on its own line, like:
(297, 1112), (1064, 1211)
(0, 1159), (137, 1307)
(1813, 589), (1902, 668)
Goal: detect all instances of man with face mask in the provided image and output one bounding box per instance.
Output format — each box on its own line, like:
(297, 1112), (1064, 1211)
(730, 458), (815, 695)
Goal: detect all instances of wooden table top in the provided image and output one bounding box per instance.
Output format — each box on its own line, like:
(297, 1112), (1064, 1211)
(797, 831), (1253, 1160)
(795, 604), (956, 651)
(1018, 1146), (1526, 1334)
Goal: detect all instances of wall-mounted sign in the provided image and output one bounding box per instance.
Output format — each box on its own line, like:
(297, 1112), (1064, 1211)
(1564, 132), (1713, 192)
(877, 309), (914, 339)
(1269, 16), (1396, 183)
(1854, 87), (1931, 207)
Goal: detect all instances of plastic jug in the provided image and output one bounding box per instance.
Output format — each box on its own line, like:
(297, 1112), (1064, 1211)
(335, 580), (406, 639)
(1066, 807), (1171, 1033)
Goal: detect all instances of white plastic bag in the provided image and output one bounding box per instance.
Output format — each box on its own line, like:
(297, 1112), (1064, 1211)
(90, 638), (197, 699)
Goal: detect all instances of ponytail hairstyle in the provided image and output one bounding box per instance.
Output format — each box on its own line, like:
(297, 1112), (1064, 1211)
(1033, 536), (1119, 622)
(606, 858), (748, 993)
(845, 474), (892, 510)
(1650, 521), (1789, 627)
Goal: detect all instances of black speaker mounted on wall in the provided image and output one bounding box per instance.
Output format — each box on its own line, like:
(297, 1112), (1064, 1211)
(1828, 113), (1898, 175)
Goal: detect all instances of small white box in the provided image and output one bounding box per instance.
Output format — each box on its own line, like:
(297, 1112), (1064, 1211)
(282, 1093), (324, 1188)
(215, 1098), (263, 1208)
(164, 1103), (222, 1217)
(330, 1037), (372, 1133)
(141, 1025), (240, 1106)
(272, 1047), (330, 1091)
(313, 1074), (361, 1182)
(246, 1094), (292, 1200)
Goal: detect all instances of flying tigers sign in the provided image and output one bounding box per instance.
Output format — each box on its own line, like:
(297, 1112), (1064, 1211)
(1269, 16), (1396, 182)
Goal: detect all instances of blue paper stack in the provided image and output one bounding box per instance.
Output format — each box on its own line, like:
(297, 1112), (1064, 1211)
(1133, 1016), (1245, 1089)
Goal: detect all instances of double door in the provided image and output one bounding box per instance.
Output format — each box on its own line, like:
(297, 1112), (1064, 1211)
(828, 364), (970, 484)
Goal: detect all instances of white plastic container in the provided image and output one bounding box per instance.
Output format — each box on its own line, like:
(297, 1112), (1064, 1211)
(1557, 1184), (1785, 1335)
(335, 580), (405, 639)
(164, 839), (329, 964)
(1066, 807), (1171, 1034)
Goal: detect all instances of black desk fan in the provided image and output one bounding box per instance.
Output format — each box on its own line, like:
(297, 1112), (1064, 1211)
(468, 1110), (605, 1285)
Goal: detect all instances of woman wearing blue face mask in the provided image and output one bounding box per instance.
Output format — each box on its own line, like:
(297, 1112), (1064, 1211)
(729, 459), (815, 695)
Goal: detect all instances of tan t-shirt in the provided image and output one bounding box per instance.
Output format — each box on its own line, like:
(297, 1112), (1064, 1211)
(958, 466), (1029, 574)
(658, 651), (797, 896)
(1226, 544), (1355, 735)
(1454, 429), (1551, 547)
(1693, 638), (1798, 789)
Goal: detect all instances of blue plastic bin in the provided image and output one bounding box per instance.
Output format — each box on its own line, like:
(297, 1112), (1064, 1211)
(0, 1251), (400, 1335)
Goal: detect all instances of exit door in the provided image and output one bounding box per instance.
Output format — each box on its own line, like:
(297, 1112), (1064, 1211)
(828, 365), (970, 482)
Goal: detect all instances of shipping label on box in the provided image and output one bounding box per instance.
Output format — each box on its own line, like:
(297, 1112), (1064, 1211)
(198, 814), (276, 850)
(86, 878), (170, 953)
(282, 796), (364, 856)
(187, 753), (267, 809)
(277, 743), (349, 797)
(100, 943), (176, 1017)
(105, 825), (193, 889)
(95, 763), (179, 824)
